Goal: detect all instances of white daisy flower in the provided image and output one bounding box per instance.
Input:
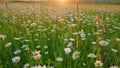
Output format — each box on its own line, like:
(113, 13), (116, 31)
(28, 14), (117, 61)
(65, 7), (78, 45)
(83, 62), (86, 66)
(110, 66), (119, 68)
(99, 40), (109, 46)
(5, 42), (12, 47)
(45, 51), (49, 54)
(14, 37), (22, 40)
(72, 51), (80, 60)
(12, 56), (20, 63)
(92, 42), (96, 45)
(111, 48), (118, 53)
(31, 23), (36, 26)
(21, 45), (29, 50)
(42, 65), (47, 68)
(44, 46), (48, 49)
(13, 50), (21, 55)
(64, 47), (71, 54)
(64, 38), (68, 42)
(80, 33), (86, 38)
(69, 38), (75, 41)
(0, 34), (6, 40)
(116, 38), (120, 41)
(49, 66), (54, 68)
(24, 63), (29, 68)
(36, 46), (41, 49)
(67, 42), (73, 47)
(56, 57), (63, 62)
(32, 51), (41, 60)
(31, 65), (39, 68)
(94, 60), (103, 67)
(87, 53), (96, 58)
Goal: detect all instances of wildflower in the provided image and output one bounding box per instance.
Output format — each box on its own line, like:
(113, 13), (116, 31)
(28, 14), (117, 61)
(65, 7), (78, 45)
(24, 63), (29, 68)
(56, 57), (63, 62)
(72, 51), (80, 60)
(116, 38), (120, 41)
(14, 37), (22, 40)
(99, 40), (109, 46)
(110, 66), (119, 68)
(80, 33), (86, 38)
(5, 42), (12, 47)
(36, 46), (41, 49)
(42, 28), (47, 32)
(31, 65), (47, 68)
(49, 66), (54, 68)
(88, 33), (91, 35)
(64, 47), (71, 54)
(81, 38), (86, 40)
(12, 56), (20, 63)
(78, 29), (84, 34)
(38, 26), (42, 28)
(51, 29), (56, 32)
(35, 39), (38, 41)
(0, 34), (6, 40)
(21, 45), (29, 50)
(24, 47), (29, 51)
(71, 24), (77, 27)
(83, 62), (86, 66)
(13, 50), (21, 55)
(24, 40), (30, 42)
(111, 49), (118, 53)
(92, 42), (96, 45)
(69, 38), (75, 41)
(87, 53), (96, 58)
(31, 65), (41, 68)
(73, 32), (78, 35)
(44, 46), (48, 49)
(79, 30), (86, 40)
(48, 38), (50, 41)
(94, 60), (103, 67)
(42, 65), (47, 68)
(64, 38), (68, 42)
(67, 42), (73, 47)
(32, 51), (41, 59)
(21, 45), (28, 48)
(31, 23), (36, 26)
(45, 51), (49, 54)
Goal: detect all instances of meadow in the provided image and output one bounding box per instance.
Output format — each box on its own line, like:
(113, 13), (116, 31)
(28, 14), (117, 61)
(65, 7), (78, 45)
(0, 2), (120, 68)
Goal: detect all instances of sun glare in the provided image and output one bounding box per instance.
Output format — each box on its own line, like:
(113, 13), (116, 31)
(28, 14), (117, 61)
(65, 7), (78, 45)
(58, 0), (68, 2)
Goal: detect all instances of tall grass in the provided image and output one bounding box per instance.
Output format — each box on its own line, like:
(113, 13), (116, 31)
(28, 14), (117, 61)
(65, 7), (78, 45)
(0, 3), (120, 68)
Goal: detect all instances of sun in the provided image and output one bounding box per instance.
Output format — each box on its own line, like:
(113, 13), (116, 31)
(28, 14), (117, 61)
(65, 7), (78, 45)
(58, 0), (68, 2)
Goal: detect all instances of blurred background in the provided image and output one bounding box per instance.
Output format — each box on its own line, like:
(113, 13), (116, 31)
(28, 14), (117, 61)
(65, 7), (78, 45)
(0, 0), (120, 4)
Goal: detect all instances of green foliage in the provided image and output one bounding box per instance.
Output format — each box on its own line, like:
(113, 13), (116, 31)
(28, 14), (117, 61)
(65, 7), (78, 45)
(0, 4), (120, 68)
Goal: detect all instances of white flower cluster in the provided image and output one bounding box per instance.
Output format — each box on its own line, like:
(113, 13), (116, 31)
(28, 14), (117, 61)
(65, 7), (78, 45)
(79, 29), (86, 40)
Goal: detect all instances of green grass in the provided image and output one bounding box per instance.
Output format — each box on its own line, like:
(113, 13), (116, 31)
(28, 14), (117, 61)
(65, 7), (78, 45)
(0, 3), (120, 68)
